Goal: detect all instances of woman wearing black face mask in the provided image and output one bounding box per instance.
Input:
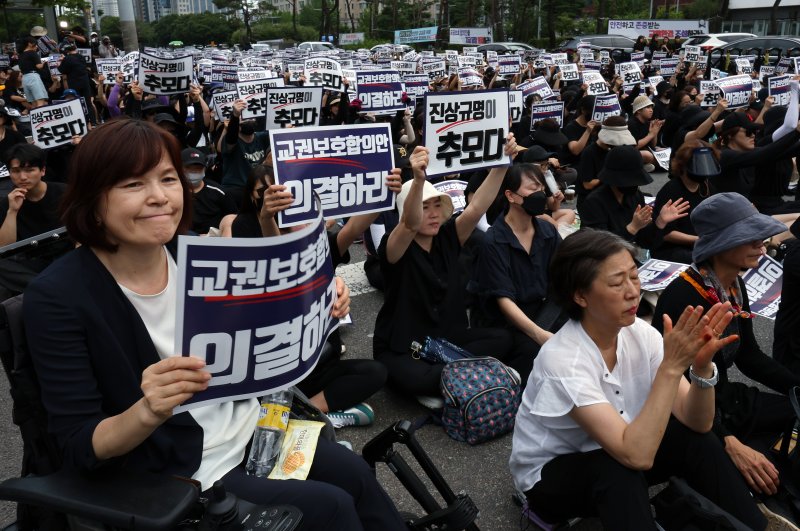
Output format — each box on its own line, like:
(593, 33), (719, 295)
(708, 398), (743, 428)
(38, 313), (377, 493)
(651, 141), (719, 264)
(580, 145), (690, 255)
(470, 163), (563, 379)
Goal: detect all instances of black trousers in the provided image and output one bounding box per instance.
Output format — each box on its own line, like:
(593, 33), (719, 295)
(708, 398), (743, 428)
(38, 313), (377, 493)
(526, 417), (767, 531)
(217, 436), (407, 531)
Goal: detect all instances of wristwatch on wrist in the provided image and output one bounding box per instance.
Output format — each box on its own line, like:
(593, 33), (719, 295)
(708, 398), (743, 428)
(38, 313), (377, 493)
(689, 362), (718, 388)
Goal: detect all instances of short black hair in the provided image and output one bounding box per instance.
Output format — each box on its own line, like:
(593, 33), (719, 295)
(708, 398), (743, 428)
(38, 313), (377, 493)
(16, 37), (37, 54)
(6, 143), (46, 169)
(501, 163), (544, 196)
(549, 229), (637, 320)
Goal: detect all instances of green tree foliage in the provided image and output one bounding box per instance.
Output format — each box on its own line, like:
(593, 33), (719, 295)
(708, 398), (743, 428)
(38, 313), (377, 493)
(213, 0), (254, 42)
(684, 0), (722, 19)
(150, 13), (241, 46)
(0, 10), (44, 41)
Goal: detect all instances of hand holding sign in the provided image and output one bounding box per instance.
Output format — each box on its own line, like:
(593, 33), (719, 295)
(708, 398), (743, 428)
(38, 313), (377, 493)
(332, 277), (350, 319)
(140, 356), (211, 425)
(410, 145), (430, 180)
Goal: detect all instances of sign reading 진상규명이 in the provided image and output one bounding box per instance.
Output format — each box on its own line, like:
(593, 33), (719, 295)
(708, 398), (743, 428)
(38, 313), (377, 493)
(95, 58), (123, 84)
(137, 52), (193, 95)
(266, 86), (323, 129)
(304, 57), (345, 92)
(583, 71), (609, 95)
(508, 89), (523, 124)
(211, 90), (237, 121)
(270, 123), (396, 227)
(699, 80), (722, 108)
(30, 99), (88, 150)
(173, 204), (338, 412)
(356, 70), (405, 115)
(236, 78), (286, 120)
(423, 89), (511, 179)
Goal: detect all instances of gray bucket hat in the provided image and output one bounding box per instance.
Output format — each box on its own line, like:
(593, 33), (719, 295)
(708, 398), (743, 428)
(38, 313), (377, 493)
(691, 192), (787, 264)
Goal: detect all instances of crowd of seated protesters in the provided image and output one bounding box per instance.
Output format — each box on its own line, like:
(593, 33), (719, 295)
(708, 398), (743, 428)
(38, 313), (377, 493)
(4, 34), (800, 531)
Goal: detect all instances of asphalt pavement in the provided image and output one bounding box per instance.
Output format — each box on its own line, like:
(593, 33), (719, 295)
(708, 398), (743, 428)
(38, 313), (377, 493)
(0, 170), (780, 530)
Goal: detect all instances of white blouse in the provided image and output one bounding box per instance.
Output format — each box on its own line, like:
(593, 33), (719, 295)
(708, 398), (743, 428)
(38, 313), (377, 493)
(509, 318), (664, 493)
(119, 248), (259, 490)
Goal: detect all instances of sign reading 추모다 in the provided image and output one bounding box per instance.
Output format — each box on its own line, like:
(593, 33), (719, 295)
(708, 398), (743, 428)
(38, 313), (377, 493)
(423, 88), (511, 179)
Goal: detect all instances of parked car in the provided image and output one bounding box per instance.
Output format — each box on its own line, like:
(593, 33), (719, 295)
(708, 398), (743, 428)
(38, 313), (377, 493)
(297, 41), (336, 52)
(680, 33), (757, 52)
(477, 42), (541, 54)
(711, 36), (800, 66)
(556, 34), (636, 60)
(370, 44), (414, 54)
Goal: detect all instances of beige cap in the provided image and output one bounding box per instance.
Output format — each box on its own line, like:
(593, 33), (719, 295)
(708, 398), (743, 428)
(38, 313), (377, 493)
(632, 95), (654, 114)
(396, 179), (454, 222)
(30, 26), (47, 37)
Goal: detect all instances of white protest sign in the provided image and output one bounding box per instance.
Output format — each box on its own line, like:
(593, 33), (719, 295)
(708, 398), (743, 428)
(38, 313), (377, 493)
(651, 147), (671, 172)
(619, 62), (642, 85)
(659, 58), (679, 77)
(391, 61), (418, 73)
(95, 58), (123, 84)
(517, 76), (555, 100)
(266, 86), (323, 129)
(137, 52), (193, 95)
(735, 58), (753, 75)
(508, 89), (523, 124)
(458, 67), (483, 88)
(583, 71), (609, 95)
(422, 60), (447, 81)
(424, 89), (511, 179)
(759, 66), (775, 80)
(559, 63), (579, 82)
(699, 80), (722, 108)
(684, 45), (700, 63)
(551, 53), (569, 66)
(236, 78), (286, 120)
(304, 57), (345, 92)
(211, 90), (237, 121)
(237, 68), (273, 82)
(30, 99), (88, 149)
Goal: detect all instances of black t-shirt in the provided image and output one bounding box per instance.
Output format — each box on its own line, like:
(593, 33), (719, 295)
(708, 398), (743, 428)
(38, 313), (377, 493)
(18, 50), (41, 74)
(0, 181), (66, 241)
(2, 86), (26, 112)
(774, 242), (800, 374)
(373, 220), (468, 354)
(575, 141), (608, 202)
(628, 116), (650, 144)
(651, 176), (713, 262)
(562, 120), (588, 166)
(579, 184), (660, 250)
(191, 180), (237, 234)
(58, 54), (91, 91)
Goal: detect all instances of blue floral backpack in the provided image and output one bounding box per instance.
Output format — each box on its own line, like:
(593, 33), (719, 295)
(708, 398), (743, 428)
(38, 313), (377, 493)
(440, 357), (522, 445)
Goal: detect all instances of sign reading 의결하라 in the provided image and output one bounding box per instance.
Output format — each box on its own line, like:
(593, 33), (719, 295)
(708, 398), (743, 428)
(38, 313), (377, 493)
(423, 88), (511, 179)
(714, 74), (753, 110)
(768, 75), (792, 107)
(266, 86), (323, 129)
(742, 254), (783, 320)
(591, 94), (622, 123)
(638, 259), (688, 292)
(270, 123), (396, 227)
(30, 99), (88, 150)
(530, 101), (565, 129)
(137, 52), (193, 95)
(458, 67), (483, 88)
(517, 76), (555, 100)
(433, 180), (468, 214)
(404, 74), (430, 101)
(356, 70), (405, 115)
(173, 204), (338, 412)
(497, 54), (521, 76)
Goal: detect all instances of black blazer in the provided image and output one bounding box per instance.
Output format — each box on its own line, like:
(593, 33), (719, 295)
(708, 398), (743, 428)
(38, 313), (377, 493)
(24, 245), (203, 476)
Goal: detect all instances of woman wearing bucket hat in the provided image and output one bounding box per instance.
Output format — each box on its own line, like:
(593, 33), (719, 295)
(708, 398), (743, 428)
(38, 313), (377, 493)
(651, 141), (720, 264)
(628, 94), (663, 169)
(653, 193), (800, 511)
(580, 144), (690, 251)
(373, 137), (520, 405)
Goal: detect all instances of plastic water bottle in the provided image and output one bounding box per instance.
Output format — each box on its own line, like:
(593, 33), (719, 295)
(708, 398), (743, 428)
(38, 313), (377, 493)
(245, 388), (293, 477)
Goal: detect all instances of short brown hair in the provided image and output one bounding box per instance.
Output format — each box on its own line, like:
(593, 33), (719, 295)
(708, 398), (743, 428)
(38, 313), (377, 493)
(549, 229), (637, 320)
(671, 139), (719, 179)
(60, 118), (192, 251)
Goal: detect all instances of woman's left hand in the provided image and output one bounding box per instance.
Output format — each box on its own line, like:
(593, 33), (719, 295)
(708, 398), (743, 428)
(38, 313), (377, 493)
(655, 198), (691, 229)
(331, 276), (350, 319)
